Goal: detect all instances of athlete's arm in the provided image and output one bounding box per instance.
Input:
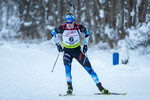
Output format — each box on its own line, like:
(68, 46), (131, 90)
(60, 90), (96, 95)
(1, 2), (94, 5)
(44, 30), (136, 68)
(80, 25), (90, 45)
(51, 26), (63, 45)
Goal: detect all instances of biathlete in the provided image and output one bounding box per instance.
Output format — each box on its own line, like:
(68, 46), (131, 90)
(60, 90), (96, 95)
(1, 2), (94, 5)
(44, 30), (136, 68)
(51, 12), (109, 95)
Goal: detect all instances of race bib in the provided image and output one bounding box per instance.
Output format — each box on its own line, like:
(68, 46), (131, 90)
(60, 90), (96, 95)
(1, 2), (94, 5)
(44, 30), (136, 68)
(63, 30), (80, 48)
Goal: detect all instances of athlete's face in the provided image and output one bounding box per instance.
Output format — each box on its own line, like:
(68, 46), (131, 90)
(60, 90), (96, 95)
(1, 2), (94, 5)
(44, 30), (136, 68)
(66, 21), (74, 29)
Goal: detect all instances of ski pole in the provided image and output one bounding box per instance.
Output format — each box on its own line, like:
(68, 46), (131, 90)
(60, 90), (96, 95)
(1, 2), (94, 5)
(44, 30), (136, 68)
(51, 52), (60, 72)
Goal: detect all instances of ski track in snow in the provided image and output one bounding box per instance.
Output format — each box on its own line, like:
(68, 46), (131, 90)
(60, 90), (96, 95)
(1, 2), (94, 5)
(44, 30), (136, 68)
(0, 42), (150, 100)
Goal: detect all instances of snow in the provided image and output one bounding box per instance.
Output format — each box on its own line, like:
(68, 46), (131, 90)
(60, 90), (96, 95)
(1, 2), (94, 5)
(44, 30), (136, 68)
(46, 25), (55, 30)
(99, 0), (105, 4)
(24, 22), (32, 27)
(99, 9), (104, 18)
(125, 22), (150, 54)
(0, 41), (150, 100)
(104, 25), (115, 40)
(130, 10), (135, 17)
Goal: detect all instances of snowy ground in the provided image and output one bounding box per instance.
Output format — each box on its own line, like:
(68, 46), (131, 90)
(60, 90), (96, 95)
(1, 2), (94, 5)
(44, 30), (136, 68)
(0, 41), (150, 100)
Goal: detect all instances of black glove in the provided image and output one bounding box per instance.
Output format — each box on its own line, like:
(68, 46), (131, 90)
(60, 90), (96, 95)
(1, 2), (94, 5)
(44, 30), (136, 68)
(83, 45), (88, 53)
(56, 43), (63, 52)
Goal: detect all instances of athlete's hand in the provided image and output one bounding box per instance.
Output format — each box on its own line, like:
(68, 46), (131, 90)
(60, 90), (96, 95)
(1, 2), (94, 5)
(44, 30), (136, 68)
(83, 45), (88, 53)
(56, 43), (63, 52)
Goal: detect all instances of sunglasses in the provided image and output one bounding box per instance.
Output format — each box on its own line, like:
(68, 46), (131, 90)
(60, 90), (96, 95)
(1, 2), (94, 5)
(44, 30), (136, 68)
(66, 22), (73, 24)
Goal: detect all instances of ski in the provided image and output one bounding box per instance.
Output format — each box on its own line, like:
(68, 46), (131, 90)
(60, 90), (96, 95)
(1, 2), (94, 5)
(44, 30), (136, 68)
(59, 93), (76, 96)
(95, 92), (127, 95)
(59, 92), (127, 96)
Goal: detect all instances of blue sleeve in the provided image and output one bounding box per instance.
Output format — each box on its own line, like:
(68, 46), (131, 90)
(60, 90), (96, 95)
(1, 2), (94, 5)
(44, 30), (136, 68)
(51, 28), (59, 44)
(84, 29), (89, 45)
(51, 28), (57, 36)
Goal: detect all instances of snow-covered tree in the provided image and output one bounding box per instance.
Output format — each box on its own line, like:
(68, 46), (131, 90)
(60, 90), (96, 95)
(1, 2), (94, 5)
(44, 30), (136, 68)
(0, 0), (149, 51)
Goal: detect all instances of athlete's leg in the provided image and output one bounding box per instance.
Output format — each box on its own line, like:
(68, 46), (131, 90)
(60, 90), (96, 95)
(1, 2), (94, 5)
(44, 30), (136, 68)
(74, 51), (100, 84)
(74, 51), (109, 93)
(63, 52), (73, 94)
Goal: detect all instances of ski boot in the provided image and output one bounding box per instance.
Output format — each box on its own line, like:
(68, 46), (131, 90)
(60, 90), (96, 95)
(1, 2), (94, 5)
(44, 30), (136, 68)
(67, 82), (73, 95)
(96, 83), (109, 94)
